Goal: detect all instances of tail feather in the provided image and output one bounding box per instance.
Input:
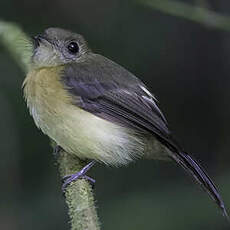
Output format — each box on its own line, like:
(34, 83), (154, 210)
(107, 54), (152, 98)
(169, 151), (229, 220)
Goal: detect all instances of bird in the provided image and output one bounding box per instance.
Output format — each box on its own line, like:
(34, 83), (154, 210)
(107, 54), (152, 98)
(23, 27), (228, 219)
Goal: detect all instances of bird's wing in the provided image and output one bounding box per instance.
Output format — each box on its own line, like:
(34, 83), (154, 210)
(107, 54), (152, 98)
(65, 78), (173, 145)
(61, 58), (228, 218)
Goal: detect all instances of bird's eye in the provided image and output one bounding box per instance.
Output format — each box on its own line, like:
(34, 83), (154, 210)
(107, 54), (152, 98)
(67, 42), (79, 54)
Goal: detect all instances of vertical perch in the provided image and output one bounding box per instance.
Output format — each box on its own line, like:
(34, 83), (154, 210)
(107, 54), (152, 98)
(58, 151), (100, 230)
(0, 20), (100, 230)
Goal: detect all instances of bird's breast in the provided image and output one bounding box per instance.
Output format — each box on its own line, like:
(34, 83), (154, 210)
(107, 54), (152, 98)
(23, 66), (145, 165)
(23, 66), (70, 129)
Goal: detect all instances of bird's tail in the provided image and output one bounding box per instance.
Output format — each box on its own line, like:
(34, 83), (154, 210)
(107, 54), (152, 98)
(169, 151), (229, 220)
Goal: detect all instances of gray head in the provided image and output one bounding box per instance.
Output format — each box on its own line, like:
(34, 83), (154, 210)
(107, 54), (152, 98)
(32, 28), (91, 68)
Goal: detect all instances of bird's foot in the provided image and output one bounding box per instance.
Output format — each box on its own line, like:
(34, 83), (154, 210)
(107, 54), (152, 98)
(62, 161), (96, 192)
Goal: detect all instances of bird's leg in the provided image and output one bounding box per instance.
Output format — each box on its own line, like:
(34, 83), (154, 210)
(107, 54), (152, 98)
(81, 175), (96, 184)
(53, 145), (63, 159)
(62, 161), (96, 192)
(62, 174), (96, 185)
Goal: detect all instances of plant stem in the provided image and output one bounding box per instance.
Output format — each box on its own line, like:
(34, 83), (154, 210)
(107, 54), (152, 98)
(0, 20), (32, 71)
(58, 151), (100, 230)
(139, 0), (230, 31)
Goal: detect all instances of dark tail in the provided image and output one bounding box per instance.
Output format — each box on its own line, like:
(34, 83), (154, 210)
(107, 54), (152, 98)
(169, 151), (229, 220)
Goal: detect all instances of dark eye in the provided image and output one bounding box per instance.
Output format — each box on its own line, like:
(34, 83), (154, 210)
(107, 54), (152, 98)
(67, 42), (79, 54)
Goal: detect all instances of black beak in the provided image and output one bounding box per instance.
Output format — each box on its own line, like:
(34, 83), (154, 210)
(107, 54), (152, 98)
(32, 34), (47, 48)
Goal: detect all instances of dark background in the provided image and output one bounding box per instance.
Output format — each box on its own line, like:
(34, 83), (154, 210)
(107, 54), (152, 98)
(0, 0), (230, 229)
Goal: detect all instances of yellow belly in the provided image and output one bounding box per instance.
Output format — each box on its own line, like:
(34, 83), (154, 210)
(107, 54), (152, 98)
(23, 66), (145, 166)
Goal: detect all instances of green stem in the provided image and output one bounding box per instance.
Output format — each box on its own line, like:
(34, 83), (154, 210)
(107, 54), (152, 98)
(139, 0), (230, 31)
(0, 20), (100, 230)
(0, 21), (32, 72)
(58, 151), (100, 230)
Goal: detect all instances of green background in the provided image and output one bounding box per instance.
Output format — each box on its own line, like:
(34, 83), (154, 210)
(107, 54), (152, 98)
(0, 0), (230, 229)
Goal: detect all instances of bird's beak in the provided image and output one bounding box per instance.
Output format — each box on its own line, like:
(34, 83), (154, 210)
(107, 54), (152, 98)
(31, 34), (49, 49)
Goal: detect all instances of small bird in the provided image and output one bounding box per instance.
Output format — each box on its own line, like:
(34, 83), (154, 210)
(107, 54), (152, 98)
(23, 27), (228, 218)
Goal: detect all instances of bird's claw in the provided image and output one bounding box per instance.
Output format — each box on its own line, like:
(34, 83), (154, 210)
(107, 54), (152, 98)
(62, 161), (96, 193)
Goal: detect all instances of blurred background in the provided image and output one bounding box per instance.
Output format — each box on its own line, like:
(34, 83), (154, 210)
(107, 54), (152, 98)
(0, 0), (230, 229)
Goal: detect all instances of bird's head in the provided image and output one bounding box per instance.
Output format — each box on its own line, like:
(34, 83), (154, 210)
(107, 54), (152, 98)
(31, 28), (90, 68)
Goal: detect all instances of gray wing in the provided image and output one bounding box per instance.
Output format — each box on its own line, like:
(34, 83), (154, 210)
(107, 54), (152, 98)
(64, 76), (172, 145)
(62, 56), (174, 150)
(61, 56), (228, 218)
